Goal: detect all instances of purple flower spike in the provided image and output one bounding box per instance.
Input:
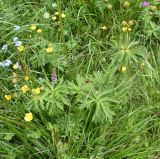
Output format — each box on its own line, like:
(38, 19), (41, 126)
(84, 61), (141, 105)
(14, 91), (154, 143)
(142, 1), (150, 7)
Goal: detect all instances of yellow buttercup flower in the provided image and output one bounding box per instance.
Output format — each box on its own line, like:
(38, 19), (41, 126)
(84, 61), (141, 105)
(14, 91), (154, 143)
(4, 95), (12, 101)
(127, 27), (132, 32)
(32, 87), (41, 95)
(46, 46), (53, 53)
(24, 76), (29, 81)
(21, 85), (29, 93)
(30, 25), (37, 30)
(121, 66), (127, 72)
(61, 13), (66, 18)
(123, 1), (130, 8)
(121, 21), (128, 26)
(37, 29), (42, 33)
(18, 45), (24, 52)
(24, 112), (33, 122)
(122, 27), (128, 32)
(101, 26), (107, 30)
(52, 16), (57, 20)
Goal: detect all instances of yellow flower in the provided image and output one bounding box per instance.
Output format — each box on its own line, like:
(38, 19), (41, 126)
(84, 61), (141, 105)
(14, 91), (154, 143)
(54, 12), (59, 15)
(13, 64), (18, 69)
(128, 20), (134, 27)
(61, 13), (66, 18)
(32, 87), (41, 95)
(141, 62), (145, 68)
(29, 35), (32, 38)
(12, 78), (18, 84)
(127, 27), (132, 32)
(37, 29), (42, 33)
(101, 26), (107, 30)
(21, 85), (29, 93)
(52, 16), (57, 20)
(123, 1), (130, 8)
(121, 21), (128, 26)
(121, 66), (127, 72)
(24, 112), (33, 122)
(18, 45), (24, 52)
(24, 76), (29, 81)
(107, 4), (113, 10)
(122, 27), (128, 32)
(4, 95), (12, 101)
(30, 25), (37, 30)
(46, 46), (53, 53)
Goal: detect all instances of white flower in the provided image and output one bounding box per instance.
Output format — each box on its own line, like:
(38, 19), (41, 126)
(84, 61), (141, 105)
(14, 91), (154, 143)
(43, 12), (50, 19)
(13, 37), (19, 42)
(15, 41), (22, 47)
(52, 3), (57, 8)
(2, 44), (8, 52)
(13, 25), (21, 31)
(0, 60), (12, 67)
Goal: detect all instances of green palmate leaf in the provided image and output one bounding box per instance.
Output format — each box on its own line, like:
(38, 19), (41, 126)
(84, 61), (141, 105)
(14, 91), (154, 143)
(28, 78), (70, 116)
(110, 38), (147, 66)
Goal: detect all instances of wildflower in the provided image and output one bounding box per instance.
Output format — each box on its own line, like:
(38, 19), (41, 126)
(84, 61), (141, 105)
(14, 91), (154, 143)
(101, 25), (107, 30)
(13, 62), (21, 69)
(52, 3), (57, 8)
(121, 21), (128, 26)
(122, 27), (128, 32)
(24, 76), (29, 81)
(21, 85), (29, 93)
(46, 46), (53, 53)
(15, 41), (22, 47)
(107, 4), (113, 10)
(37, 29), (42, 33)
(121, 65), (127, 72)
(13, 37), (19, 42)
(142, 1), (150, 7)
(54, 12), (59, 15)
(141, 62), (145, 68)
(32, 87), (41, 95)
(128, 20), (134, 27)
(52, 16), (57, 20)
(4, 95), (12, 101)
(2, 44), (8, 52)
(127, 27), (132, 32)
(30, 24), (37, 30)
(13, 25), (20, 31)
(61, 13), (66, 18)
(29, 35), (32, 38)
(18, 45), (24, 52)
(123, 1), (130, 8)
(24, 112), (33, 122)
(4, 60), (12, 67)
(43, 12), (50, 19)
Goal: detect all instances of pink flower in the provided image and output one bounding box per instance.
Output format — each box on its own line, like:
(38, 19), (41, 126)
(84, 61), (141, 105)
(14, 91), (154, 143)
(142, 1), (150, 7)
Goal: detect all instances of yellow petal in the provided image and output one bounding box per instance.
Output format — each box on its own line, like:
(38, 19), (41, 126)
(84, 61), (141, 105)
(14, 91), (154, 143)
(24, 112), (33, 122)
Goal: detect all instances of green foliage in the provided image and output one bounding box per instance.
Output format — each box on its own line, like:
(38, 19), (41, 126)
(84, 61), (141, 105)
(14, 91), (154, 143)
(0, 0), (160, 158)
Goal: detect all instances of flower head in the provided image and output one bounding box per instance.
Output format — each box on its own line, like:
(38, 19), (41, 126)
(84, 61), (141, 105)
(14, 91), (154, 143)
(43, 12), (50, 19)
(52, 16), (57, 20)
(121, 65), (127, 72)
(52, 3), (57, 8)
(13, 62), (21, 69)
(30, 25), (37, 30)
(122, 27), (128, 32)
(24, 112), (33, 122)
(61, 13), (66, 18)
(13, 25), (21, 31)
(107, 4), (113, 10)
(101, 25), (107, 30)
(13, 37), (19, 42)
(123, 1), (130, 8)
(37, 29), (42, 33)
(4, 95), (12, 100)
(15, 41), (22, 47)
(24, 76), (29, 81)
(32, 87), (41, 95)
(18, 45), (24, 52)
(21, 85), (29, 93)
(46, 46), (53, 53)
(2, 44), (8, 52)
(142, 1), (150, 7)
(4, 60), (12, 67)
